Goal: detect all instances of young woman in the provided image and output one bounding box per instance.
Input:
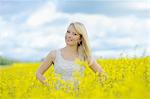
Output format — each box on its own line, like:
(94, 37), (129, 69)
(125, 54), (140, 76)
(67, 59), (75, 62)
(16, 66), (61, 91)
(36, 22), (106, 86)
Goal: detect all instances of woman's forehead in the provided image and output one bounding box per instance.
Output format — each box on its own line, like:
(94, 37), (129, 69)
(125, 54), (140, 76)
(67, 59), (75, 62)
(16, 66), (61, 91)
(67, 25), (77, 32)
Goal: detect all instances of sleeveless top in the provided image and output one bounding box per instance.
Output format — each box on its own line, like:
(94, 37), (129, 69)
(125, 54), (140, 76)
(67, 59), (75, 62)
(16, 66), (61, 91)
(54, 49), (84, 81)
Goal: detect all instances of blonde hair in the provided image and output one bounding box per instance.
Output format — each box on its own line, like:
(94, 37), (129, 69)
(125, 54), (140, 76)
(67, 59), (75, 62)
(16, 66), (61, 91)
(69, 22), (92, 62)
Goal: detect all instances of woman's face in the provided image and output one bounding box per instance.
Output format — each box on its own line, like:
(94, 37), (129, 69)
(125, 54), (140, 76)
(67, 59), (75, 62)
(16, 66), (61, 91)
(65, 25), (81, 46)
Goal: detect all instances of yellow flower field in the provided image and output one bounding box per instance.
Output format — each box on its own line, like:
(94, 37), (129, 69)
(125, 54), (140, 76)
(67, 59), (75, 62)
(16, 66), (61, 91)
(0, 56), (150, 99)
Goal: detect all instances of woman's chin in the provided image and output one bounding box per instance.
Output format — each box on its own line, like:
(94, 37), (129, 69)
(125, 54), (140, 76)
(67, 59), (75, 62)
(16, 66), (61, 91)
(66, 44), (73, 46)
(66, 43), (75, 46)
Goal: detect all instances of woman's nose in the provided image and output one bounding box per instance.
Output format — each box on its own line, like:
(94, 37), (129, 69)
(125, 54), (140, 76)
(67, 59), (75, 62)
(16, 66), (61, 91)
(67, 33), (73, 38)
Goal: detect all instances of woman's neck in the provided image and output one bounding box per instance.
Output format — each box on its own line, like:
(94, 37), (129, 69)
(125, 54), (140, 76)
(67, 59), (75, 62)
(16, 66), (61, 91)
(64, 45), (78, 55)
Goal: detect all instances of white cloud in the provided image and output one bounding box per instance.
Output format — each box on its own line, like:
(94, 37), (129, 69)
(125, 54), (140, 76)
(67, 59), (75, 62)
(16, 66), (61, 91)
(28, 33), (64, 49)
(68, 14), (148, 42)
(127, 2), (150, 10)
(0, 17), (18, 53)
(93, 50), (120, 58)
(93, 45), (147, 59)
(10, 47), (40, 61)
(66, 13), (149, 59)
(26, 2), (59, 28)
(0, 1), (149, 61)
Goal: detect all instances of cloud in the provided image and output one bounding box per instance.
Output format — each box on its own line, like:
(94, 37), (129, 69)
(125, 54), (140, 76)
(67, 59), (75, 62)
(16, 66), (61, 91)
(0, 0), (149, 61)
(93, 47), (147, 59)
(56, 0), (150, 17)
(125, 2), (150, 10)
(67, 13), (149, 57)
(26, 2), (58, 28)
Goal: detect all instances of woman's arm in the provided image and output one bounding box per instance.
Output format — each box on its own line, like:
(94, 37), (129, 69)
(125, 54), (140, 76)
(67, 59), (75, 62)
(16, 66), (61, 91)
(36, 50), (56, 86)
(88, 58), (108, 78)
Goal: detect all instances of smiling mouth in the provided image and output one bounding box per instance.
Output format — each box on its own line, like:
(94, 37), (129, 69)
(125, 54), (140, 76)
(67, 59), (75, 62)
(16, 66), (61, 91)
(66, 39), (72, 41)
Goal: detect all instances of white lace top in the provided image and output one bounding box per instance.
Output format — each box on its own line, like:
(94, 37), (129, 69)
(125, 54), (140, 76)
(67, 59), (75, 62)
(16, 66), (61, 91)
(54, 49), (84, 81)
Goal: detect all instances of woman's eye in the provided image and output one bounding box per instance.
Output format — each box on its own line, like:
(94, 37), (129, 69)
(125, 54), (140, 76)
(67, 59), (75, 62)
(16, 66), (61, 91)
(67, 31), (70, 33)
(73, 33), (77, 35)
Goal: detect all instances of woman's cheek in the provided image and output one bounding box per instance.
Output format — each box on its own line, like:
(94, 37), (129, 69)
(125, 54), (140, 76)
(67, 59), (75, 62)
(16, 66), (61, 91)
(73, 39), (78, 45)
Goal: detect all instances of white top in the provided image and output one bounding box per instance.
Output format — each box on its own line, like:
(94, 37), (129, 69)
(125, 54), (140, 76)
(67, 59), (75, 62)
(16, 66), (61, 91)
(54, 49), (84, 81)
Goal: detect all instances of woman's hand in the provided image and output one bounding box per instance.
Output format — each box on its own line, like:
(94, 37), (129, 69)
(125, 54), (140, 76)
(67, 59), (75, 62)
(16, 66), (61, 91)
(88, 58), (108, 80)
(36, 50), (56, 86)
(43, 82), (50, 86)
(36, 72), (49, 86)
(98, 71), (108, 81)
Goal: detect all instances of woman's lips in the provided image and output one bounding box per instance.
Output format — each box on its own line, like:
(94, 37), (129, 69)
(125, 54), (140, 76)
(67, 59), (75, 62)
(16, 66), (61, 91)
(66, 39), (72, 41)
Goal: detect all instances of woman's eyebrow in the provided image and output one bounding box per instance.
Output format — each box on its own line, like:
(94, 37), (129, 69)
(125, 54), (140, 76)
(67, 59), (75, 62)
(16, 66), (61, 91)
(67, 30), (79, 35)
(67, 30), (76, 34)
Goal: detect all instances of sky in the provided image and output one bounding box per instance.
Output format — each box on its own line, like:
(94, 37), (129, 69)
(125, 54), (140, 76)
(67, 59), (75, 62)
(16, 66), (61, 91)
(0, 0), (150, 61)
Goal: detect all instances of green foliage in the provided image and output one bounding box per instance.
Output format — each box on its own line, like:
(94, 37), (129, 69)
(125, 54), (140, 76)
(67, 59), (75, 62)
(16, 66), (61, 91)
(0, 56), (14, 65)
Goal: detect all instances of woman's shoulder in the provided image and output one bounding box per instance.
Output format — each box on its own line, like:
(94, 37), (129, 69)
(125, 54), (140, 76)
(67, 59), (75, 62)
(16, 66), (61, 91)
(49, 49), (56, 56)
(47, 48), (61, 60)
(46, 49), (57, 61)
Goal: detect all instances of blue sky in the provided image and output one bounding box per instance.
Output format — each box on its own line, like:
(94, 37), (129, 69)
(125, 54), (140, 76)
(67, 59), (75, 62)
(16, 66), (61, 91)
(0, 0), (149, 61)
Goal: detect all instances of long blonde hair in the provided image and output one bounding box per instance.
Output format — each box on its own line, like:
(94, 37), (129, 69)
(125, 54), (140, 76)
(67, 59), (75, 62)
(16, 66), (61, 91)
(69, 22), (92, 62)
